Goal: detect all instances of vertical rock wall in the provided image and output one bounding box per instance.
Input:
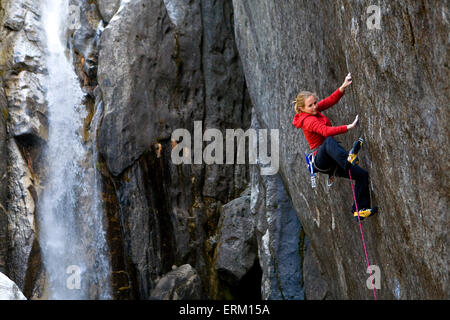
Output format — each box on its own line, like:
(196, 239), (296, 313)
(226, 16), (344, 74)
(0, 74), (7, 275)
(2, 0), (446, 301)
(232, 0), (448, 299)
(96, 0), (252, 299)
(0, 0), (46, 292)
(250, 111), (304, 300)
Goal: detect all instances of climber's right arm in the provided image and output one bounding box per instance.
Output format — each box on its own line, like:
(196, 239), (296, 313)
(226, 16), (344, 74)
(304, 116), (348, 138)
(346, 115), (359, 130)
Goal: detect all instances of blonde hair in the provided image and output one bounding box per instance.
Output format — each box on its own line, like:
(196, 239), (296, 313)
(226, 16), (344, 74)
(291, 91), (318, 114)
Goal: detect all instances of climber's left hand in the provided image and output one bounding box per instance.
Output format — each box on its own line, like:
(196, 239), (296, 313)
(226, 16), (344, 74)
(339, 73), (352, 92)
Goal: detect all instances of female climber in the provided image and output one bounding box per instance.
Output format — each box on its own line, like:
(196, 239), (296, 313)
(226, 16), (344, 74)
(292, 73), (377, 221)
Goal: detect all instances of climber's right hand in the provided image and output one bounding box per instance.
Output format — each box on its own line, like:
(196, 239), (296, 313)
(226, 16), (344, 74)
(347, 115), (359, 130)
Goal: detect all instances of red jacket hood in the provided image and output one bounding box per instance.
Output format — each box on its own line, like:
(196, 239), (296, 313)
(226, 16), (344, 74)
(292, 112), (311, 129)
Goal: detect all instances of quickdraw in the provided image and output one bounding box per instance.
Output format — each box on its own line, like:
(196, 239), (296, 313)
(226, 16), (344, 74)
(305, 152), (317, 188)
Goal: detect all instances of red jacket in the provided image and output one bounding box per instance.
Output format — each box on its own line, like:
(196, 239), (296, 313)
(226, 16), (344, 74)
(292, 88), (348, 151)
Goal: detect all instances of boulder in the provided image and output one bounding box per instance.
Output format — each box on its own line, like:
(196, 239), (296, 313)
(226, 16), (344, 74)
(149, 264), (204, 300)
(215, 187), (256, 285)
(4, 70), (47, 141)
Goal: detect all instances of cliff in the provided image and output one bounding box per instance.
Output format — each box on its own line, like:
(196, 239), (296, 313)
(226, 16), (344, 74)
(232, 0), (448, 299)
(0, 0), (447, 300)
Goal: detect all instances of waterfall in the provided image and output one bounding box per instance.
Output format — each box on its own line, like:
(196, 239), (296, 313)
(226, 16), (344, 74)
(38, 0), (112, 299)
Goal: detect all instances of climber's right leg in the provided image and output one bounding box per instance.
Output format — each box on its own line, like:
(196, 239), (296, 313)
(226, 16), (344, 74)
(314, 137), (349, 170)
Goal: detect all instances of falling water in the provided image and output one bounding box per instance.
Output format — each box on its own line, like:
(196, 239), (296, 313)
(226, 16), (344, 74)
(38, 0), (112, 299)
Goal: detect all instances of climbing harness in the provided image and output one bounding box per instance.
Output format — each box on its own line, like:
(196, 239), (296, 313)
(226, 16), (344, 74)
(305, 150), (336, 189)
(348, 169), (378, 300)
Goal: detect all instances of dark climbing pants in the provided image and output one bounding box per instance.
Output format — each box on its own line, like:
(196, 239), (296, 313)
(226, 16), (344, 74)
(314, 137), (370, 212)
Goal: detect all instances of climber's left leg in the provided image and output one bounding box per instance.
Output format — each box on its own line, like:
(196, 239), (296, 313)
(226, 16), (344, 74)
(335, 164), (371, 213)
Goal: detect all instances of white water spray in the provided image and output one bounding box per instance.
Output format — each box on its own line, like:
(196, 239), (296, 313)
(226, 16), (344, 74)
(38, 0), (112, 299)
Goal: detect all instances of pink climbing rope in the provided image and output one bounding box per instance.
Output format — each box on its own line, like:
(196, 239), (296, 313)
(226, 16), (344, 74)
(348, 169), (378, 300)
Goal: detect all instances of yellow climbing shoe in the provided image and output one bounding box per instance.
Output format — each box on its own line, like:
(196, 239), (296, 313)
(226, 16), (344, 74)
(346, 137), (364, 168)
(347, 153), (359, 166)
(354, 207), (378, 221)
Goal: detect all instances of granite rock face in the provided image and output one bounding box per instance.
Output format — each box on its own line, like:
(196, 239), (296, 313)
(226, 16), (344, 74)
(232, 0), (448, 299)
(2, 0), (446, 301)
(1, 0), (47, 142)
(0, 0), (104, 297)
(250, 116), (305, 300)
(302, 238), (329, 300)
(0, 0), (46, 291)
(0, 0), (255, 299)
(0, 79), (8, 275)
(96, 0), (252, 299)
